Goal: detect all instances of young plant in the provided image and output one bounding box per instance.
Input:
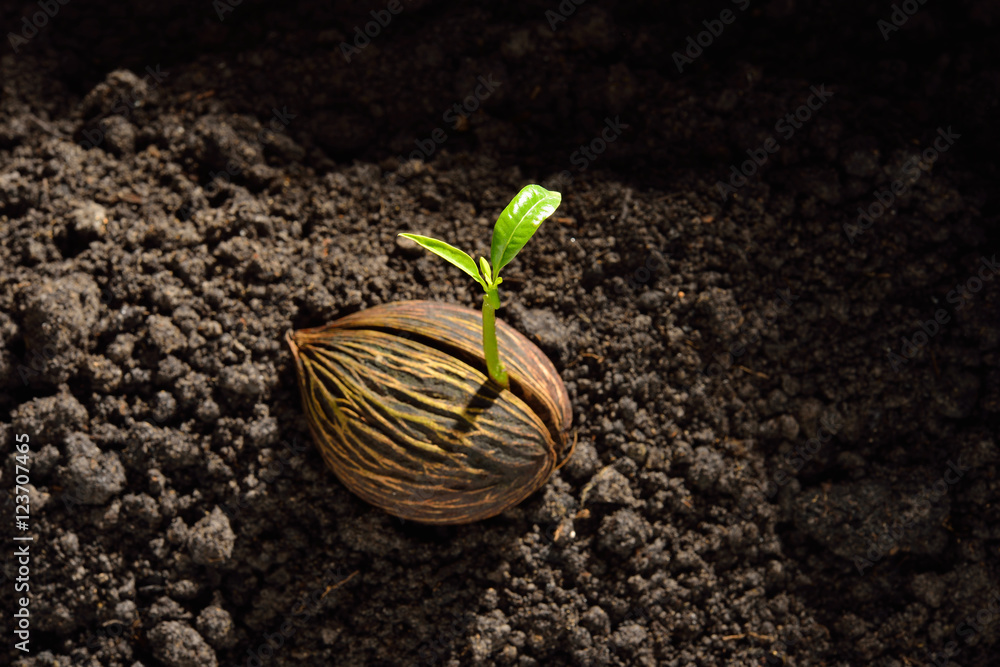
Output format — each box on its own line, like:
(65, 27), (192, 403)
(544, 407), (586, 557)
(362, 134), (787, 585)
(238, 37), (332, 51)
(399, 184), (562, 389)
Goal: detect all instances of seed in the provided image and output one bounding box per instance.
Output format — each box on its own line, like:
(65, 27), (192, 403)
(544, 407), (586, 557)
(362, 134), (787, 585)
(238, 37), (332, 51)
(287, 300), (573, 524)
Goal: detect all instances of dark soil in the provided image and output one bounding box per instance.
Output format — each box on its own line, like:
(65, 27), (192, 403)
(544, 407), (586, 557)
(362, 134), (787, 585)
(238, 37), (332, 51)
(2, 1), (999, 665)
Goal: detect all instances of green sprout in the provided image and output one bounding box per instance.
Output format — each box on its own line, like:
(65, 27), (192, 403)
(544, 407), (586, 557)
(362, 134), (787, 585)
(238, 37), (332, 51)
(399, 184), (562, 389)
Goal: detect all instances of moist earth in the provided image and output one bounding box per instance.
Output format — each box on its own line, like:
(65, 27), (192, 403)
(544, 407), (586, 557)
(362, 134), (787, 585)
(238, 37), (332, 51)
(1, 1), (999, 666)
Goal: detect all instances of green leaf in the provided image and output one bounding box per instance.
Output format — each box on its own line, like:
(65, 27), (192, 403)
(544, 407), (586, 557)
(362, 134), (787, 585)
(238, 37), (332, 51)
(490, 184), (562, 277)
(398, 233), (486, 290)
(478, 257), (493, 285)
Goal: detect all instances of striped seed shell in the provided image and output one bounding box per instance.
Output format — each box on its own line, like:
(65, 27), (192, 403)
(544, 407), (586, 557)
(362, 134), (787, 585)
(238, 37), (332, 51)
(287, 300), (573, 525)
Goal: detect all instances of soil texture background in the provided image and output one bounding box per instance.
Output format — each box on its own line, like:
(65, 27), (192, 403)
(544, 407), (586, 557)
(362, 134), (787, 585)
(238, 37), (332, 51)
(1, 1), (999, 665)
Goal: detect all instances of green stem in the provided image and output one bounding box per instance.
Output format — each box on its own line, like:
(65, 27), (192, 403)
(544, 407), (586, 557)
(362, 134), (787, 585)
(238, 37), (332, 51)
(482, 289), (508, 389)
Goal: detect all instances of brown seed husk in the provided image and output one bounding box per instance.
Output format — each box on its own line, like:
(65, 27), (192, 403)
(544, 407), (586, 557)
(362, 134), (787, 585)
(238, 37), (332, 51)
(287, 300), (572, 524)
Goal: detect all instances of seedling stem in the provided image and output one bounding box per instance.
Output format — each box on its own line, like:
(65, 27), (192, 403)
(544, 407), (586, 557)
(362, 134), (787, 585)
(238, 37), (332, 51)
(399, 184), (562, 389)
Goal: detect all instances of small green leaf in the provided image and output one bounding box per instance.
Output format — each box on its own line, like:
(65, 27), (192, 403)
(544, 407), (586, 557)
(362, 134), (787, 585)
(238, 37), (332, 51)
(398, 233), (486, 290)
(490, 184), (562, 277)
(479, 257), (493, 285)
